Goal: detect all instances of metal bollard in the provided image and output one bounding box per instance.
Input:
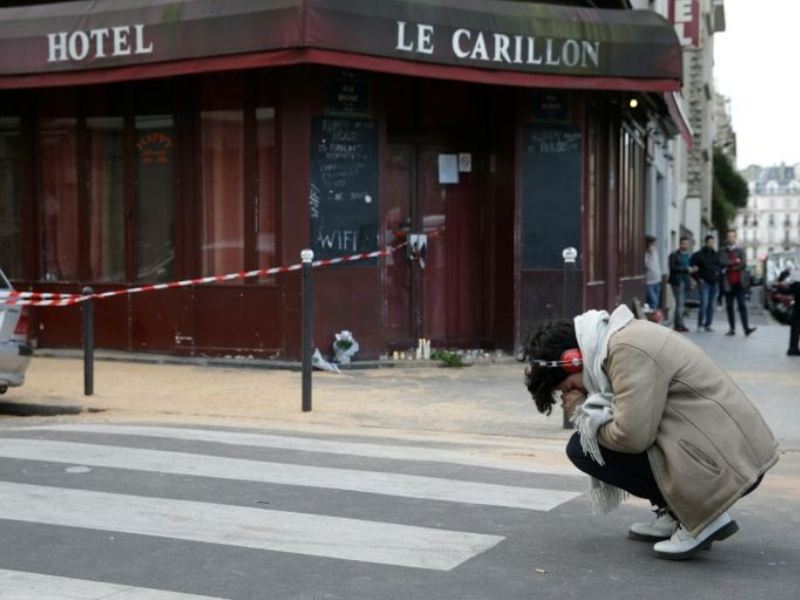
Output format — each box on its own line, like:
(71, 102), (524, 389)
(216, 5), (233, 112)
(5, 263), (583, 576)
(82, 286), (94, 396)
(301, 249), (314, 412)
(561, 248), (579, 430)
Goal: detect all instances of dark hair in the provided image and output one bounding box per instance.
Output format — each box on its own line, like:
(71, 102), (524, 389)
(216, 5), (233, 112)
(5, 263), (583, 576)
(705, 235), (715, 243)
(524, 320), (578, 415)
(679, 236), (689, 243)
(645, 235), (656, 244)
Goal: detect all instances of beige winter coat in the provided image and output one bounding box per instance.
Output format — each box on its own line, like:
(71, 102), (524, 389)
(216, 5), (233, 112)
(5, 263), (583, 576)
(597, 320), (779, 536)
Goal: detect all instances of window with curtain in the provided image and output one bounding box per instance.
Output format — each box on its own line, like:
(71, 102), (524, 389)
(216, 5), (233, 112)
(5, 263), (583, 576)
(586, 114), (607, 283)
(618, 126), (645, 278)
(256, 106), (277, 271)
(135, 114), (175, 283)
(200, 77), (244, 277)
(40, 116), (79, 281)
(0, 117), (22, 280)
(87, 116), (125, 282)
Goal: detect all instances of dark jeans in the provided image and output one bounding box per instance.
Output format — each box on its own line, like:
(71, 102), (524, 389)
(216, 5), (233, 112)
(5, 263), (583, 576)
(565, 432), (763, 512)
(697, 282), (717, 328)
(671, 281), (686, 329)
(790, 310), (800, 352)
(566, 432), (667, 507)
(724, 283), (750, 332)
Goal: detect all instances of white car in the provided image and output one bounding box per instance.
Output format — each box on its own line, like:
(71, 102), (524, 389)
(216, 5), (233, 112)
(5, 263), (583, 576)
(0, 268), (32, 393)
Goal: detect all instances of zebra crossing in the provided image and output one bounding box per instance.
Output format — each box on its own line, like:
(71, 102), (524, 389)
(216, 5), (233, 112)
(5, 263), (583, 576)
(0, 423), (583, 599)
(0, 569), (222, 599)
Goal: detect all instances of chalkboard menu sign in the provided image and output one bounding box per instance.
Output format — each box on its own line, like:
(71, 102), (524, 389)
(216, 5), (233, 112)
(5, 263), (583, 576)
(521, 125), (582, 269)
(310, 117), (379, 261)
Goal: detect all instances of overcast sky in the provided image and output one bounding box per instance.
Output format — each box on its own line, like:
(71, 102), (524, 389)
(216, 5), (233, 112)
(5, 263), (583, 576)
(713, 1), (799, 169)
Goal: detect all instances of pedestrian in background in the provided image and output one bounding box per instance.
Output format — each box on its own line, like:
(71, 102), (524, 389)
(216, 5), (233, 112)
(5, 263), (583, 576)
(719, 230), (756, 337)
(690, 235), (720, 332)
(777, 268), (800, 356)
(668, 237), (696, 333)
(645, 235), (662, 310)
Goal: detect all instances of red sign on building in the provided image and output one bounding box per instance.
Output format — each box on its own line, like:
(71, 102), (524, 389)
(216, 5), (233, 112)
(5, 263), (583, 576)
(670, 0), (700, 47)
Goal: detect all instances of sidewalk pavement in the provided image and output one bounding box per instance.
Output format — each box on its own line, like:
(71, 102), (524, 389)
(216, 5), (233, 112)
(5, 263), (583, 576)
(2, 307), (798, 454)
(682, 304), (800, 450)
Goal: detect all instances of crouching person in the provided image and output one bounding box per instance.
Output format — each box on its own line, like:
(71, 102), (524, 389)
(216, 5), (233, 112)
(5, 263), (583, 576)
(524, 305), (778, 560)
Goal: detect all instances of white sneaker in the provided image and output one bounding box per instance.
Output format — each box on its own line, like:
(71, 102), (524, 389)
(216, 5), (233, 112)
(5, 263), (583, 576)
(653, 512), (739, 560)
(629, 508), (679, 541)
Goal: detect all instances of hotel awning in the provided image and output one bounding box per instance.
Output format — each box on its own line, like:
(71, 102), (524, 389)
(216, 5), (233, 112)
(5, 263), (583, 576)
(0, 0), (682, 92)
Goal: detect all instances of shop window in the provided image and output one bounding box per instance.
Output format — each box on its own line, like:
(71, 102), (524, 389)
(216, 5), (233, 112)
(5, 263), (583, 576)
(40, 116), (79, 281)
(87, 116), (125, 282)
(135, 114), (175, 283)
(200, 77), (245, 277)
(420, 80), (472, 132)
(586, 114), (607, 283)
(256, 106), (277, 270)
(385, 76), (415, 131)
(0, 117), (22, 280)
(618, 126), (645, 278)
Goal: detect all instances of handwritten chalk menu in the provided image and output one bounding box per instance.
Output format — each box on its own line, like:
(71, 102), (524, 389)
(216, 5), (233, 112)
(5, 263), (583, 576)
(310, 117), (379, 260)
(522, 125), (582, 269)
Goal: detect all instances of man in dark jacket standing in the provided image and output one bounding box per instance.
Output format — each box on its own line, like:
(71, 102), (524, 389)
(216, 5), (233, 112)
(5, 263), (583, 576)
(719, 230), (756, 336)
(668, 237), (696, 333)
(777, 269), (800, 356)
(690, 235), (720, 331)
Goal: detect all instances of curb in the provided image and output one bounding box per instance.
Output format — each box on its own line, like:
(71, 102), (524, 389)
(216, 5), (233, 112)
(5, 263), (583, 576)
(32, 348), (521, 372)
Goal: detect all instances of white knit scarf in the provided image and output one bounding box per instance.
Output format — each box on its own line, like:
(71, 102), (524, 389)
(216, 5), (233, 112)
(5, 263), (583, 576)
(571, 305), (635, 513)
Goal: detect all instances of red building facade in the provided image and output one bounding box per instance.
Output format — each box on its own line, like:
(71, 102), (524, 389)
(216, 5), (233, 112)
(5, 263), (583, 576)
(0, 0), (685, 359)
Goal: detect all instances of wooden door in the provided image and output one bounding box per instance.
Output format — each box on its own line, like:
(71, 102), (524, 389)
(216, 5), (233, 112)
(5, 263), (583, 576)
(385, 144), (481, 349)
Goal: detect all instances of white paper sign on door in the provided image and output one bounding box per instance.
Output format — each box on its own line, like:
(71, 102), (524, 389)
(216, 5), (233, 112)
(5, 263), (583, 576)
(438, 154), (459, 184)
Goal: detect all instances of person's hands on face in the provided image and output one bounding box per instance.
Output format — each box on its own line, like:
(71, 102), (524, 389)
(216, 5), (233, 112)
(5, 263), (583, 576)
(561, 389), (586, 418)
(555, 372), (587, 418)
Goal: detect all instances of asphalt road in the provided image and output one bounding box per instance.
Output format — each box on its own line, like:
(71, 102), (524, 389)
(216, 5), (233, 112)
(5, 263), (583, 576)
(0, 421), (796, 600)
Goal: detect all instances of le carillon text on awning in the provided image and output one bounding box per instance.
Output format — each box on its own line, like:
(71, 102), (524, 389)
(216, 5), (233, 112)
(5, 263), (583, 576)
(0, 0), (682, 92)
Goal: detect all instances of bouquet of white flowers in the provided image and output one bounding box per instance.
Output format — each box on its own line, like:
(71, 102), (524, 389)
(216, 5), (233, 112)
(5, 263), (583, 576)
(333, 330), (359, 366)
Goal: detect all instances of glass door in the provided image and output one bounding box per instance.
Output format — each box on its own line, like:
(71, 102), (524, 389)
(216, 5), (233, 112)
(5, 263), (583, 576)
(135, 114), (175, 283)
(385, 144), (415, 349)
(385, 144), (481, 349)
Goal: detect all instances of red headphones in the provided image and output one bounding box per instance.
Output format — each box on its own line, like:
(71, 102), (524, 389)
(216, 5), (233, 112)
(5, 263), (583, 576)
(531, 348), (583, 373)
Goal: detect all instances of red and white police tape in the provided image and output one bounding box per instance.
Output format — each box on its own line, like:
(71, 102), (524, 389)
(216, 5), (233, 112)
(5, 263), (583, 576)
(1, 243), (407, 308)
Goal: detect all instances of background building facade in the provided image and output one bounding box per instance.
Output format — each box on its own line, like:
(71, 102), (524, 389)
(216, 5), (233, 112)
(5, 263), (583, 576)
(633, 2), (726, 245)
(737, 165), (800, 267)
(632, 0), (725, 321)
(714, 91), (737, 162)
